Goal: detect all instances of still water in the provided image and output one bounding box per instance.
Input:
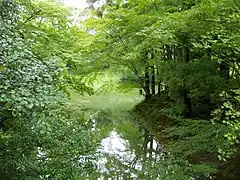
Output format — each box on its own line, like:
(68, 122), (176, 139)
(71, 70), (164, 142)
(86, 109), (166, 179)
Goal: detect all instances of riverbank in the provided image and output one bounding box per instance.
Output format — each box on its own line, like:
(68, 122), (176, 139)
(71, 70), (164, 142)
(133, 94), (240, 180)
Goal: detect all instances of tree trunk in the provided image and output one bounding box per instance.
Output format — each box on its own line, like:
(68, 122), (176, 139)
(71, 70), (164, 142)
(145, 67), (151, 99)
(157, 69), (161, 95)
(220, 62), (230, 79)
(183, 46), (193, 118)
(183, 89), (193, 118)
(166, 45), (172, 60)
(151, 66), (155, 95)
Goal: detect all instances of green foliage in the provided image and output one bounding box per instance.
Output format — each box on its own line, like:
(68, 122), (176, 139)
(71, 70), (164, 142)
(1, 0), (239, 179)
(0, 106), (98, 180)
(158, 59), (228, 116)
(212, 90), (240, 160)
(0, 1), (98, 179)
(0, 0), (65, 118)
(83, 0), (240, 102)
(134, 96), (231, 178)
(87, 0), (240, 178)
(17, 0), (94, 94)
(167, 119), (229, 160)
(138, 157), (214, 180)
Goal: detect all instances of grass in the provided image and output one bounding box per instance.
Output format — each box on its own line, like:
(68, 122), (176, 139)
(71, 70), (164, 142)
(69, 89), (142, 110)
(69, 73), (143, 111)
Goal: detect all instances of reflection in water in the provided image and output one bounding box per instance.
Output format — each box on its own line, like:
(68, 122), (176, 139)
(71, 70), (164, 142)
(84, 110), (166, 179)
(142, 128), (164, 161)
(94, 127), (164, 179)
(96, 130), (141, 179)
(85, 111), (214, 180)
(98, 131), (131, 157)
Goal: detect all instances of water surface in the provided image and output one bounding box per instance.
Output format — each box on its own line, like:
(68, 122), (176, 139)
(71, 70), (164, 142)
(87, 109), (165, 179)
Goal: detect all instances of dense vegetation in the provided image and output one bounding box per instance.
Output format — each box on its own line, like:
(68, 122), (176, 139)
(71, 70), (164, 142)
(84, 0), (240, 179)
(0, 1), (97, 179)
(0, 0), (239, 179)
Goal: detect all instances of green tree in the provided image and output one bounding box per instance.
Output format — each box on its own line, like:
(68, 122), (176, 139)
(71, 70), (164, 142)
(83, 0), (240, 178)
(0, 1), (98, 179)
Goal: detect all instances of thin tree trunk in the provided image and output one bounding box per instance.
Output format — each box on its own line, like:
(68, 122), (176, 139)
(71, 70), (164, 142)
(173, 45), (176, 61)
(220, 62), (230, 79)
(183, 89), (192, 118)
(145, 67), (151, 99)
(143, 128), (149, 161)
(151, 66), (156, 95)
(157, 69), (161, 95)
(166, 45), (171, 60)
(183, 46), (193, 118)
(149, 135), (153, 159)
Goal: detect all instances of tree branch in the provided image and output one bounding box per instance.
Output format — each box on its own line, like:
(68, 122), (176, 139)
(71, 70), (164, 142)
(24, 10), (42, 24)
(233, 0), (240, 9)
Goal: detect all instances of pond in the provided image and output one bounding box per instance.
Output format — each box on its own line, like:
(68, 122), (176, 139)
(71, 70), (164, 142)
(85, 109), (167, 180)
